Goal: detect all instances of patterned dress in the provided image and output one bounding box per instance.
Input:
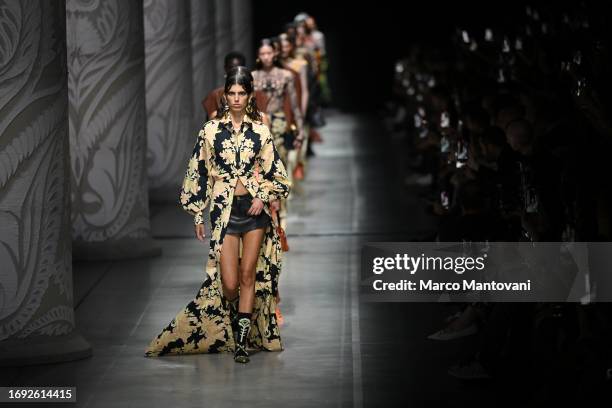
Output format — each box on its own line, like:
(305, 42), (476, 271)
(144, 113), (291, 356)
(252, 67), (303, 161)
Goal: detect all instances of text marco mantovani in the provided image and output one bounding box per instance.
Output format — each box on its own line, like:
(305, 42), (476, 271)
(371, 253), (531, 291)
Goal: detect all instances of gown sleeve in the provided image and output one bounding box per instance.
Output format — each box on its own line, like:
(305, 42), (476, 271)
(179, 126), (214, 225)
(255, 125), (292, 203)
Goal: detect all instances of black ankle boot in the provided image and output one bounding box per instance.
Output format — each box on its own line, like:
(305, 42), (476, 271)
(234, 313), (251, 364)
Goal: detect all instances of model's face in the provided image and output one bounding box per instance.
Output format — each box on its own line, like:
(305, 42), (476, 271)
(507, 137), (523, 154)
(305, 17), (315, 30)
(225, 84), (249, 114)
(296, 25), (305, 37)
(505, 125), (530, 155)
(272, 43), (281, 58)
(258, 45), (274, 68)
(225, 58), (242, 74)
(281, 40), (292, 58)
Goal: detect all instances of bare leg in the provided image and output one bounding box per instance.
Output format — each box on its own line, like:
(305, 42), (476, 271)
(220, 233), (240, 301)
(238, 227), (266, 313)
(286, 148), (298, 196)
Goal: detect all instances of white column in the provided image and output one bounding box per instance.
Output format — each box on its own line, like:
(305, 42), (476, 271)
(144, 0), (195, 202)
(231, 0), (253, 63)
(214, 0), (233, 85)
(66, 0), (161, 260)
(190, 0), (217, 128)
(0, 0), (91, 366)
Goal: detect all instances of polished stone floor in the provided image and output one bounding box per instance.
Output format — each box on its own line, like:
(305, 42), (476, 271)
(1, 111), (494, 408)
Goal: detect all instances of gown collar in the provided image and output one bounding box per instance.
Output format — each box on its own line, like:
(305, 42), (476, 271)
(219, 112), (254, 133)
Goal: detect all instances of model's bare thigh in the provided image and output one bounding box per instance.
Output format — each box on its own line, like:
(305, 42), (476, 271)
(238, 227), (266, 312)
(220, 233), (240, 298)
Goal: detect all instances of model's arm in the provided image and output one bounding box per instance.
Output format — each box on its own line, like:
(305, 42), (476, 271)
(179, 125), (214, 225)
(254, 91), (271, 127)
(261, 112), (271, 128)
(318, 32), (326, 57)
(299, 64), (309, 115)
(202, 92), (217, 119)
(255, 125), (291, 203)
(285, 73), (304, 136)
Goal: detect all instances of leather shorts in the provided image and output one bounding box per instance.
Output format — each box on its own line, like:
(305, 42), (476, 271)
(226, 193), (270, 235)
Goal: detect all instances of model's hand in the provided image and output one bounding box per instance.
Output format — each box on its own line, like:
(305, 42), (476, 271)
(293, 137), (304, 149)
(270, 199), (280, 212)
(248, 197), (265, 216)
(195, 224), (206, 242)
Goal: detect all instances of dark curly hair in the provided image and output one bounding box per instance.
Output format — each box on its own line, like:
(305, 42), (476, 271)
(216, 66), (262, 122)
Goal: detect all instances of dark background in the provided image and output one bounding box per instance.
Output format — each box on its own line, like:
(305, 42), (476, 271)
(252, 0), (611, 112)
(250, 3), (612, 405)
(253, 0), (530, 111)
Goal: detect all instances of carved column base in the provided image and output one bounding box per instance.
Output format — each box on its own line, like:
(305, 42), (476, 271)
(0, 331), (92, 367)
(149, 187), (181, 204)
(73, 237), (162, 261)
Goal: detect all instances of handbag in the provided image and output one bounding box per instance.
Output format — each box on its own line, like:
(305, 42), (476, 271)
(282, 124), (298, 151)
(270, 208), (289, 252)
(282, 132), (296, 151)
(293, 162), (305, 180)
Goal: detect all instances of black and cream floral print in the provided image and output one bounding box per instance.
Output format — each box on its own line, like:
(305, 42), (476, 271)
(144, 113), (291, 356)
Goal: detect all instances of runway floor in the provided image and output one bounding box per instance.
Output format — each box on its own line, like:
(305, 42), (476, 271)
(2, 111), (507, 407)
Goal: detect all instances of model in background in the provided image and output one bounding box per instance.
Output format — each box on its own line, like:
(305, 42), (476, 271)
(202, 51), (270, 127)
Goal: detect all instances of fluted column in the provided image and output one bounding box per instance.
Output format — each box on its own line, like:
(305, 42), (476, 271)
(231, 0), (253, 63)
(144, 0), (194, 202)
(66, 0), (161, 260)
(214, 0), (233, 85)
(190, 0), (216, 128)
(0, 0), (91, 366)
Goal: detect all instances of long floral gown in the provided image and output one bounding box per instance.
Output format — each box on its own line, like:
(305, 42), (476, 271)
(144, 113), (291, 356)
